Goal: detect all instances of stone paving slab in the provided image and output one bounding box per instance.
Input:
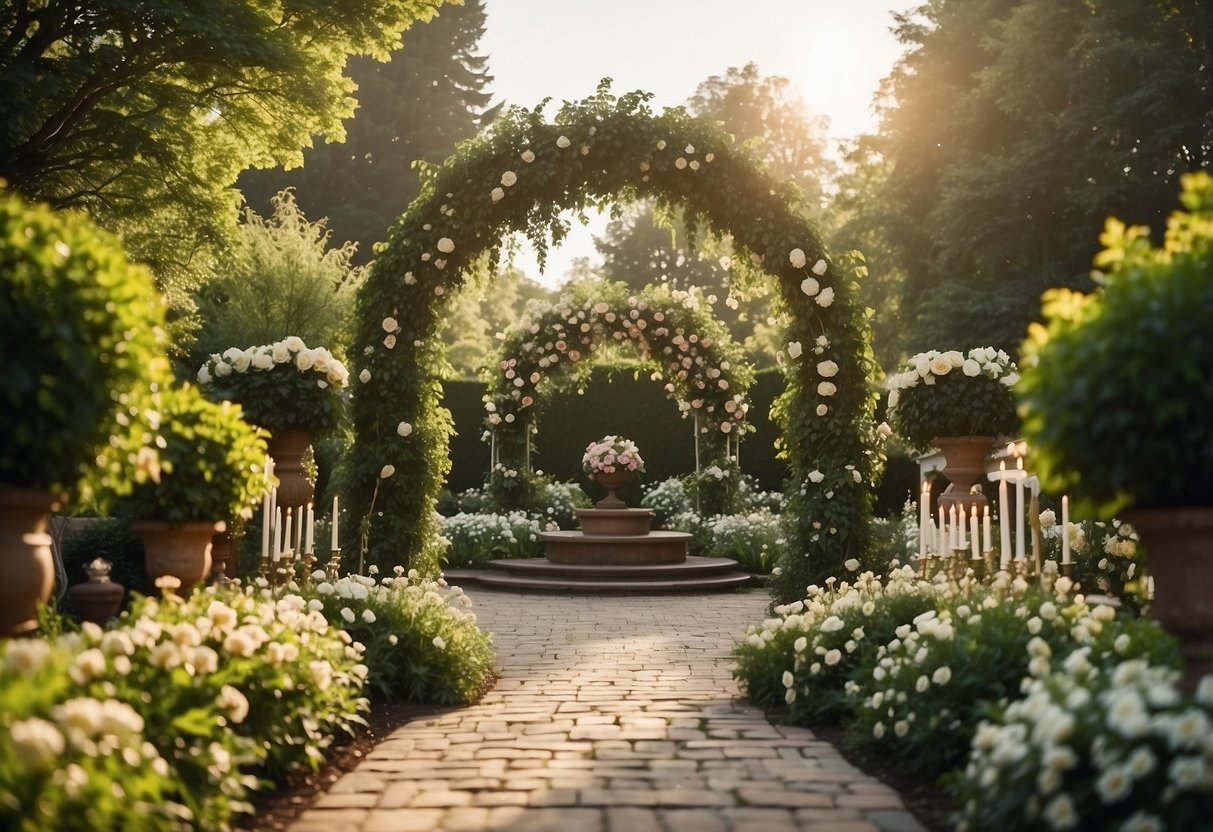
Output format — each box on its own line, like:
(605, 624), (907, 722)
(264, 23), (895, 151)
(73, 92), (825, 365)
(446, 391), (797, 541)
(289, 589), (927, 832)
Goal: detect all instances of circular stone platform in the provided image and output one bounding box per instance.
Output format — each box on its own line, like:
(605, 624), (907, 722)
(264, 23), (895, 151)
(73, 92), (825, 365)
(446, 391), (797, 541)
(540, 530), (691, 565)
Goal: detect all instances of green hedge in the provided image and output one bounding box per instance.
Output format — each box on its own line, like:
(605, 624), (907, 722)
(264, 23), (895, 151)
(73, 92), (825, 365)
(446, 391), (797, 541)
(443, 365), (789, 494)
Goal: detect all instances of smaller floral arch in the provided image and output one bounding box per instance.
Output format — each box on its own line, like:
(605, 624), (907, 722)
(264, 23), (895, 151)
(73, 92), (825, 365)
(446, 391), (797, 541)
(482, 280), (753, 508)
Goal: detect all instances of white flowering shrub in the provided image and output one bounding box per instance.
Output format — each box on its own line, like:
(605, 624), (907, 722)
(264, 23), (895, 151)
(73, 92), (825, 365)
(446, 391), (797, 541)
(733, 566), (938, 725)
(849, 578), (1176, 778)
(0, 584), (367, 830)
(952, 660), (1213, 831)
(439, 511), (555, 568)
(704, 509), (785, 573)
(641, 476), (695, 526)
(300, 568), (494, 705)
(1038, 515), (1147, 613)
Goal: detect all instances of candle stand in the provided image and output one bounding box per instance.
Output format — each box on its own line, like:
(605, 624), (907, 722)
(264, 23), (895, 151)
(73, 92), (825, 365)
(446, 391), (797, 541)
(302, 550), (317, 584)
(326, 548), (342, 582)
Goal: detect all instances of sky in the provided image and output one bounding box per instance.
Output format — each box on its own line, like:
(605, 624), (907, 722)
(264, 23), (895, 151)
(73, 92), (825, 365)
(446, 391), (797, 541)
(478, 0), (912, 286)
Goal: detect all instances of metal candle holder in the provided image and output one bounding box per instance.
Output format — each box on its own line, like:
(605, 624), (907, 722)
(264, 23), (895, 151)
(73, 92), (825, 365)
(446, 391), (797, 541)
(326, 548), (342, 582)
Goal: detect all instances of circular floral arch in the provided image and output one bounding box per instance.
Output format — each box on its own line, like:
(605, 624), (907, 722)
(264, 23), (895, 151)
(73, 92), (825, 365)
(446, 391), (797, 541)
(349, 84), (882, 600)
(485, 279), (752, 477)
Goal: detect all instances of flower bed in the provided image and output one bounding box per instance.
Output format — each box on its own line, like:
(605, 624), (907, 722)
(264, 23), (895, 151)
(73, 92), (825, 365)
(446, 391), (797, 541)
(732, 565), (1209, 827)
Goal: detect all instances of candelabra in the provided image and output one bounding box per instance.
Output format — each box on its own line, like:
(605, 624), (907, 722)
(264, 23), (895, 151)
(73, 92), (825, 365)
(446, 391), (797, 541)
(326, 548), (342, 582)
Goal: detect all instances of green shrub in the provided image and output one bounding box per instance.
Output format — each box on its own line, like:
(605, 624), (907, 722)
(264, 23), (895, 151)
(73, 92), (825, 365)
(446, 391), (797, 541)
(439, 511), (553, 568)
(703, 510), (784, 573)
(0, 187), (170, 501)
(300, 569), (495, 705)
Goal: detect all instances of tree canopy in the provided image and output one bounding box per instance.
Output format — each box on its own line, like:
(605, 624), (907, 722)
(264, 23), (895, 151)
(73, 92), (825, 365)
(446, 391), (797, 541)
(0, 0), (448, 338)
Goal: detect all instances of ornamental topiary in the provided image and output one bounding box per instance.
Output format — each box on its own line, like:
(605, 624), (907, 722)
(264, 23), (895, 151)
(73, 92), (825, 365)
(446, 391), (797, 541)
(1019, 172), (1213, 515)
(884, 347), (1020, 452)
(112, 385), (270, 525)
(0, 187), (170, 500)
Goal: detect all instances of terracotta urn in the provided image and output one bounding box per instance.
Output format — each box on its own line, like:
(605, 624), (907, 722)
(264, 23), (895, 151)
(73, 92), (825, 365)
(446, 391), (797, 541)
(0, 489), (60, 636)
(68, 558), (125, 624)
(266, 428), (314, 510)
(932, 436), (995, 512)
(1122, 507), (1213, 692)
(591, 470), (633, 510)
(133, 520), (225, 589)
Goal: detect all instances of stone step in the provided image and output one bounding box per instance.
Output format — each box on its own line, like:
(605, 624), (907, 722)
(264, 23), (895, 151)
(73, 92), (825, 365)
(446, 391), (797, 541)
(444, 567), (752, 594)
(490, 555), (743, 579)
(444, 556), (752, 594)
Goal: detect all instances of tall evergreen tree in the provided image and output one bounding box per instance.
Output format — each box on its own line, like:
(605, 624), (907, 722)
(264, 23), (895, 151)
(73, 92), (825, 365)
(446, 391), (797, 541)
(238, 0), (499, 262)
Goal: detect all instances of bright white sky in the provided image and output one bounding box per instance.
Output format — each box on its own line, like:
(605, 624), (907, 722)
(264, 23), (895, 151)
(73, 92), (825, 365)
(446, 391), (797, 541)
(479, 0), (911, 286)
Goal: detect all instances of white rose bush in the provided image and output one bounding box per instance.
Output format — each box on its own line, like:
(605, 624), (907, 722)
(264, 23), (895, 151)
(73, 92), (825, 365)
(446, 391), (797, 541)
(884, 346), (1020, 450)
(197, 337), (350, 436)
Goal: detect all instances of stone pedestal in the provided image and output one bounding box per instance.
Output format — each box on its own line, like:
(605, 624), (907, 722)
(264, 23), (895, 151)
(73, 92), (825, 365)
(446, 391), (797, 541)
(542, 508), (690, 565)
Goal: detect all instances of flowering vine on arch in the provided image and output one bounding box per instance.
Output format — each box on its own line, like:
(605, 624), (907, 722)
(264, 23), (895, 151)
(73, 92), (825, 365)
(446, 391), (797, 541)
(347, 81), (883, 601)
(483, 279), (753, 513)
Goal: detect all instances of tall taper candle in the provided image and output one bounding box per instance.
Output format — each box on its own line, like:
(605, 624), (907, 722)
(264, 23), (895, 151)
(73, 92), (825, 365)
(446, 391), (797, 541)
(1014, 458), (1026, 561)
(956, 505), (966, 550)
(970, 506), (980, 560)
(1061, 495), (1071, 565)
(283, 508), (293, 560)
(919, 483), (929, 559)
(260, 490), (271, 562)
(938, 506), (946, 557)
(331, 495), (339, 550)
(305, 502), (314, 553)
(998, 462), (1011, 568)
(273, 507), (283, 562)
(294, 505), (303, 555)
(983, 506), (992, 553)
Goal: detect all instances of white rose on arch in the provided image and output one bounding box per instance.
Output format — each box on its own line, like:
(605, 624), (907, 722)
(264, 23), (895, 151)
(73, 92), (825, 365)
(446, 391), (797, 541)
(816, 287), (835, 307)
(437, 237), (455, 254)
(800, 277), (820, 297)
(556, 135), (571, 148)
(786, 341), (803, 359)
(521, 149), (535, 163)
(808, 470), (825, 483)
(491, 187), (505, 203)
(379, 465), (395, 479)
(817, 381), (838, 397)
(789, 248), (807, 269)
(817, 360), (839, 378)
(812, 259), (828, 276)
(359, 369), (371, 384)
(397, 422), (413, 437)
(500, 171), (518, 187)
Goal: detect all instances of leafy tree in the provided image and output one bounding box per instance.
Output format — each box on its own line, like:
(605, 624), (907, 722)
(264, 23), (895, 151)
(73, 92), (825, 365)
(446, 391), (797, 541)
(838, 0), (1213, 362)
(687, 62), (835, 212)
(188, 189), (364, 371)
(0, 0), (447, 344)
(238, 0), (498, 262)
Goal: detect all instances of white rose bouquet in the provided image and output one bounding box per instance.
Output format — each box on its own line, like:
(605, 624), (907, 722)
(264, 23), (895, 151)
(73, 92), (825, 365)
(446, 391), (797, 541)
(884, 347), (1019, 450)
(582, 435), (646, 475)
(197, 337), (350, 435)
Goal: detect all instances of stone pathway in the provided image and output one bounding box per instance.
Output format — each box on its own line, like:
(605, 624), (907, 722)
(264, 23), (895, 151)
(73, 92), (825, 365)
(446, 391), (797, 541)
(289, 589), (927, 832)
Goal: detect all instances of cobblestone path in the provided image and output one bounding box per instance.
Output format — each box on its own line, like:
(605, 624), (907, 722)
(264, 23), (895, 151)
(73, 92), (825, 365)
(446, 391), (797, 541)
(290, 589), (927, 832)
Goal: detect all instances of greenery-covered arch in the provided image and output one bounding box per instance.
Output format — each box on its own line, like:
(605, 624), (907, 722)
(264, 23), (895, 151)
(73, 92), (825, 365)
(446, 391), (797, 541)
(483, 279), (753, 514)
(349, 83), (883, 601)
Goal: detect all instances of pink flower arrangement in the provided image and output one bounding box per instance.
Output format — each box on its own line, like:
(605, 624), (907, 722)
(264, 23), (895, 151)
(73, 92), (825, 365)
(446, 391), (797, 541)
(582, 435), (646, 475)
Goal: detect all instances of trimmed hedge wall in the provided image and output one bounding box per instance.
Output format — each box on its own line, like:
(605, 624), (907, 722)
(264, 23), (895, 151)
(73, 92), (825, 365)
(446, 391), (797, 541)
(443, 366), (789, 495)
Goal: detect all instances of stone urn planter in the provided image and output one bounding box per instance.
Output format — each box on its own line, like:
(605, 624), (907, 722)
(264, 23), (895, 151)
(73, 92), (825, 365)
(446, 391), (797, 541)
(590, 470), (633, 510)
(267, 429), (314, 509)
(68, 558), (125, 624)
(1122, 508), (1213, 691)
(133, 520), (225, 589)
(0, 489), (60, 636)
(932, 436), (995, 512)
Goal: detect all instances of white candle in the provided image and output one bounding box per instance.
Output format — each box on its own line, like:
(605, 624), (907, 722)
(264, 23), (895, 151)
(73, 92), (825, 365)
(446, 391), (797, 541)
(970, 506), (980, 560)
(919, 483), (929, 559)
(331, 495), (339, 550)
(283, 508), (293, 561)
(305, 502), (314, 553)
(996, 462), (1011, 568)
(273, 507), (283, 562)
(955, 505), (966, 550)
(1015, 458), (1026, 561)
(983, 506), (992, 553)
(938, 506), (946, 556)
(260, 489), (271, 562)
(294, 505), (303, 555)
(1061, 495), (1071, 565)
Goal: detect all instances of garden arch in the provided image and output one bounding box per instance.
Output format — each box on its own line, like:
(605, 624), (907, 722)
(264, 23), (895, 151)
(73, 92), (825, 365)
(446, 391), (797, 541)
(348, 84), (882, 600)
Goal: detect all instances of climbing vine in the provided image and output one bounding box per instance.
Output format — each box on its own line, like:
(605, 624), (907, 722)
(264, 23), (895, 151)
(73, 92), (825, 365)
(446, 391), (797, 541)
(347, 81), (882, 599)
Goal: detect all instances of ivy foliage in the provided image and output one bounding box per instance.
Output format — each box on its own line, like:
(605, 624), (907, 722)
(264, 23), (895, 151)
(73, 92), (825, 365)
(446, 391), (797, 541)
(1019, 172), (1213, 516)
(347, 82), (881, 593)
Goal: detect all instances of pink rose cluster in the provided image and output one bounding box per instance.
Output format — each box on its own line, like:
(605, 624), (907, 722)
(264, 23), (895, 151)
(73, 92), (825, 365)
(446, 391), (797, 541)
(582, 435), (646, 475)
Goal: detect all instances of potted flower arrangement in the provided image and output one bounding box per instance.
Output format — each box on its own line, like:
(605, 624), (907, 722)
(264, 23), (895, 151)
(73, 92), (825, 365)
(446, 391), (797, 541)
(582, 435), (646, 509)
(112, 384), (270, 587)
(197, 337), (349, 507)
(885, 347), (1020, 509)
(1018, 172), (1213, 687)
(0, 188), (169, 634)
